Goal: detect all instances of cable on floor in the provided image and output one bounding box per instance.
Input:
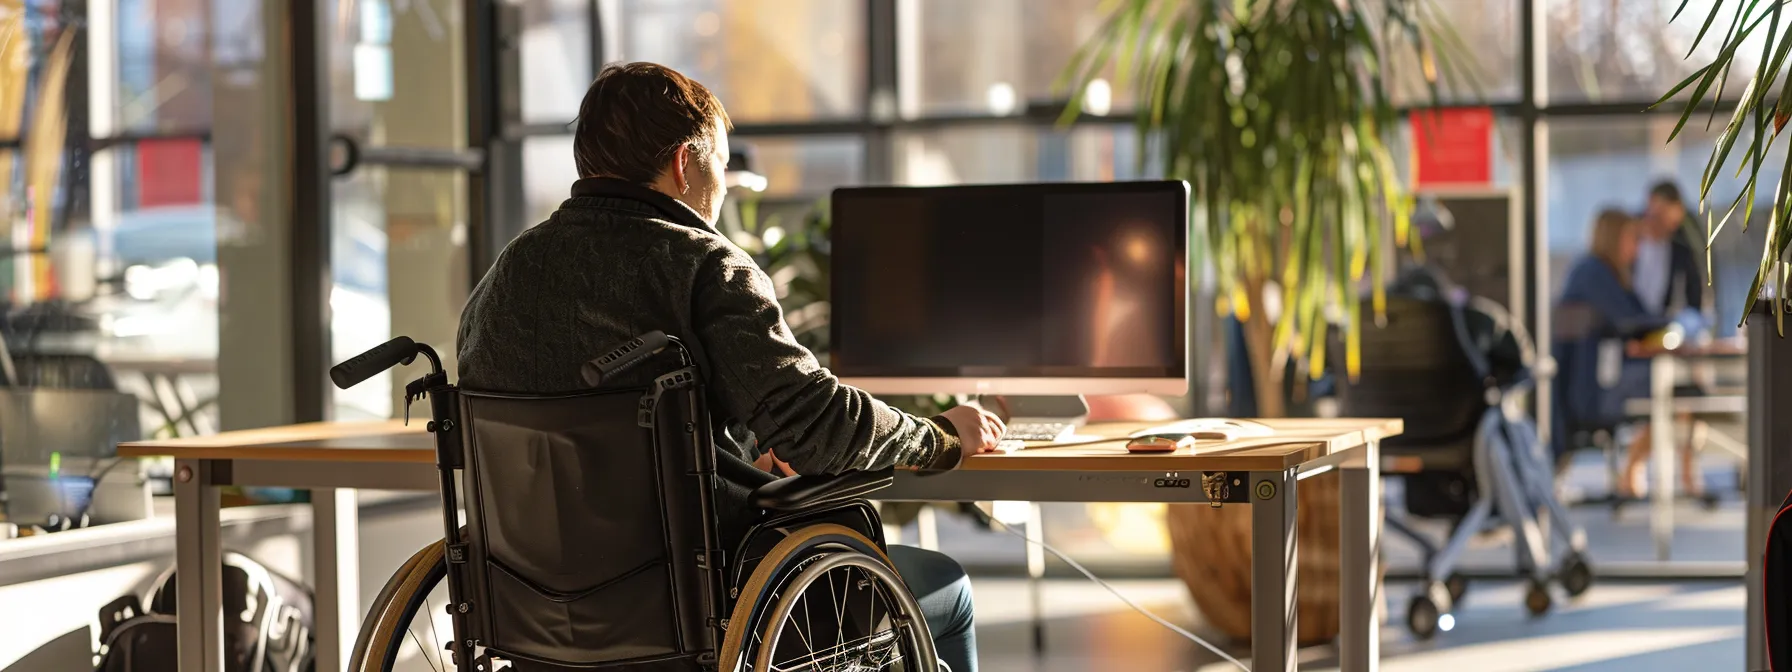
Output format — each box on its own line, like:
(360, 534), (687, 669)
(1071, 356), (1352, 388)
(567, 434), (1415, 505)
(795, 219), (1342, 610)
(979, 514), (1251, 672)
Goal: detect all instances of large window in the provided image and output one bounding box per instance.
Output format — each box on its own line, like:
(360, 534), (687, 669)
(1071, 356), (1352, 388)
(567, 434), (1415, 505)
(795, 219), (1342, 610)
(1545, 0), (1763, 104)
(905, 0), (1126, 117)
(519, 0), (595, 124)
(113, 0), (210, 132)
(324, 0), (473, 420)
(1546, 116), (1774, 337)
(522, 134), (578, 225)
(327, 0), (467, 149)
(606, 0), (866, 122)
(0, 0), (222, 446)
(737, 135), (867, 197)
(893, 124), (1155, 185)
(1388, 0), (1522, 105)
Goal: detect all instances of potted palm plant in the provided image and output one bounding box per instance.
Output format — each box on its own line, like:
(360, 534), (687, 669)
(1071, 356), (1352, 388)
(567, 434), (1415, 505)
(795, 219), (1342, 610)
(1057, 0), (1470, 644)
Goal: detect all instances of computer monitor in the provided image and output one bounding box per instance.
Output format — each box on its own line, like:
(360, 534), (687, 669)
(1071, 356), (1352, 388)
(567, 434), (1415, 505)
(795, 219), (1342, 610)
(829, 180), (1189, 396)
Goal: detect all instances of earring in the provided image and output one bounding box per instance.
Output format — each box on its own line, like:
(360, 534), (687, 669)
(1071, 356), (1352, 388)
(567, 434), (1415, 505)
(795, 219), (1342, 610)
(682, 182), (690, 195)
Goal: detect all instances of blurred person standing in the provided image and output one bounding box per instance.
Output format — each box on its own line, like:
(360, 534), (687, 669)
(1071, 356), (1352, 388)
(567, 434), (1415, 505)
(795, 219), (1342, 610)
(1636, 181), (1709, 330)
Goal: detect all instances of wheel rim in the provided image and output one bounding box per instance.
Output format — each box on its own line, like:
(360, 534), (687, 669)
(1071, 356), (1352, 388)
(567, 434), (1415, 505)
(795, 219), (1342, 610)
(751, 552), (930, 672)
(719, 525), (907, 672)
(391, 563), (455, 671)
(367, 557), (456, 672)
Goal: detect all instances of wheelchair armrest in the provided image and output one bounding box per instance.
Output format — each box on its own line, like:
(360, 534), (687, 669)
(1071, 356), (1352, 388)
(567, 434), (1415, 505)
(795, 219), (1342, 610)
(752, 469), (895, 511)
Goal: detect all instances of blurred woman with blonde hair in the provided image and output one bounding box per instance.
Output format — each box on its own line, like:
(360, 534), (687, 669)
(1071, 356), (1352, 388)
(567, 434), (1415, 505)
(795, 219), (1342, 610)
(1588, 209), (1641, 290)
(1551, 208), (1686, 498)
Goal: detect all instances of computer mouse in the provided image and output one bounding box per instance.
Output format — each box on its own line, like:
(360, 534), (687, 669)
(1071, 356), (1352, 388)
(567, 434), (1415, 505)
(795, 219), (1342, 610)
(1126, 434), (1193, 453)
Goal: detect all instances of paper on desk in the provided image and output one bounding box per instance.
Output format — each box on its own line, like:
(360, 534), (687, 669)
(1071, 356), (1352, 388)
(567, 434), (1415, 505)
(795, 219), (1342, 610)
(1129, 418), (1275, 442)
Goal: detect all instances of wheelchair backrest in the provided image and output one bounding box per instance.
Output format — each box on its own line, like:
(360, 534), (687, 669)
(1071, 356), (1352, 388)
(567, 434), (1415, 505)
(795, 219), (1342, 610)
(1337, 296), (1486, 446)
(454, 382), (723, 668)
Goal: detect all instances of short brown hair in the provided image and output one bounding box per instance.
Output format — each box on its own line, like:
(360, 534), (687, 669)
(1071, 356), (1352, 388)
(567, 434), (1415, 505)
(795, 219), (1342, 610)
(573, 62), (732, 183)
(1649, 180), (1682, 204)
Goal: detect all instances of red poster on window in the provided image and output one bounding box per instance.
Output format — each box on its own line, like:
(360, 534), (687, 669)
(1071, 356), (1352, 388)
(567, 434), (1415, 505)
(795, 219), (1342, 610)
(1410, 107), (1493, 187)
(136, 138), (204, 207)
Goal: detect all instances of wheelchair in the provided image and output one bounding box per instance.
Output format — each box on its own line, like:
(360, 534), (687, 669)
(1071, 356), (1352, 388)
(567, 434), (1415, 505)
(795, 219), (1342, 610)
(329, 331), (942, 671)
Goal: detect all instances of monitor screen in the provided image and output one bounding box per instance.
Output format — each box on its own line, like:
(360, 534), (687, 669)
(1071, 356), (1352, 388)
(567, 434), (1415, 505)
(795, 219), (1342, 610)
(829, 181), (1189, 395)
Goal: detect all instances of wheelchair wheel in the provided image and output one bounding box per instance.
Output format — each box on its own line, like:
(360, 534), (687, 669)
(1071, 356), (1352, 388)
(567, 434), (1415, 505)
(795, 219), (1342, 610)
(721, 524), (938, 672)
(351, 541), (456, 671)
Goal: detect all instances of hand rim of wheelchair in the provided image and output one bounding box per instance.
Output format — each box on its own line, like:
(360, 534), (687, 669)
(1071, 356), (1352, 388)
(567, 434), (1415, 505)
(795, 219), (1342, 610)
(719, 523), (937, 672)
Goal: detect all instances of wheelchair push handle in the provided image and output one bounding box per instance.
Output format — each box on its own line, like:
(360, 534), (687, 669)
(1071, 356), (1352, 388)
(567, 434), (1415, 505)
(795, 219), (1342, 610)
(582, 331), (673, 387)
(331, 336), (420, 390)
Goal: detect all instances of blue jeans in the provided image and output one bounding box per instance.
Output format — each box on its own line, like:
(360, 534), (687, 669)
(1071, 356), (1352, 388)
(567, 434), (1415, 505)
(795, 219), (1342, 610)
(887, 545), (977, 672)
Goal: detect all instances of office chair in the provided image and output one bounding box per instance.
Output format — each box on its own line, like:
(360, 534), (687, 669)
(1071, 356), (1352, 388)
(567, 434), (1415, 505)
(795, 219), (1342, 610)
(1550, 301), (1634, 483)
(333, 332), (945, 671)
(1550, 302), (1723, 510)
(8, 353), (118, 390)
(1337, 287), (1591, 640)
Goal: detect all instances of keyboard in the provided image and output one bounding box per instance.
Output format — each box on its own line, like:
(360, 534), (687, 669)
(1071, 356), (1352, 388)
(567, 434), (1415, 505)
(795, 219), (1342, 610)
(1004, 421), (1076, 443)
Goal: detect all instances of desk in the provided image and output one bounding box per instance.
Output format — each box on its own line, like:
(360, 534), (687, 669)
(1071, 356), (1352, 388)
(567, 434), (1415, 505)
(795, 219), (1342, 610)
(122, 416), (1399, 672)
(1626, 339), (1746, 561)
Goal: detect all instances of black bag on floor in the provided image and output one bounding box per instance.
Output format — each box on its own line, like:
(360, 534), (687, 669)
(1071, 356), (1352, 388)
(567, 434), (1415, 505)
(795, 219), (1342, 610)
(94, 551), (315, 672)
(1768, 489), (1792, 671)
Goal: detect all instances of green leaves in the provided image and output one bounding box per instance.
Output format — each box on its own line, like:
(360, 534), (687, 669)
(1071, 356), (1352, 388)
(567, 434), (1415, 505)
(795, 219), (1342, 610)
(1665, 0), (1792, 331)
(724, 193), (833, 353)
(1059, 0), (1462, 379)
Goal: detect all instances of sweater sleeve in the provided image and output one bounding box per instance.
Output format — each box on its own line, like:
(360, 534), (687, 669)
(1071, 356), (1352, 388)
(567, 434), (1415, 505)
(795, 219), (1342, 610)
(691, 250), (961, 474)
(1674, 231), (1708, 321)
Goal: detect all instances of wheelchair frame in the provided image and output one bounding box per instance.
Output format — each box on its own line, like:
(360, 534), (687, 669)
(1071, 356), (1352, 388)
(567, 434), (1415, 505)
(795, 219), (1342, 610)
(333, 332), (921, 671)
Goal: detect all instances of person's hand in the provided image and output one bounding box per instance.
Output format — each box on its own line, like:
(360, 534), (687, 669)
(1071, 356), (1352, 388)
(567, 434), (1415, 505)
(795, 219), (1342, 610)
(1626, 339), (1667, 359)
(753, 450), (797, 476)
(939, 404), (1006, 460)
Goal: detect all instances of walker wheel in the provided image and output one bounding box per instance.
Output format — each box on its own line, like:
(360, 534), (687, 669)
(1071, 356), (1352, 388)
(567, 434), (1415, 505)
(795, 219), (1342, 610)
(1524, 579), (1553, 617)
(1560, 553), (1594, 598)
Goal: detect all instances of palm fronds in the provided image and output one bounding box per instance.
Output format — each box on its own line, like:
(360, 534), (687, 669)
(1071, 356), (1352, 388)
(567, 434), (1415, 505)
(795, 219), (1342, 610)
(1662, 0), (1792, 332)
(1058, 0), (1463, 385)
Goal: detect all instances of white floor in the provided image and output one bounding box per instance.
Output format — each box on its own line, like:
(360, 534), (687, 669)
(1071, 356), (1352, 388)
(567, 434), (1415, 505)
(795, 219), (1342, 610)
(968, 578), (1746, 672)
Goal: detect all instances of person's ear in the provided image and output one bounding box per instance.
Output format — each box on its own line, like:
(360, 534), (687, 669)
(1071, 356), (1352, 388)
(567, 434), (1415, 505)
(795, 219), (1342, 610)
(672, 144), (692, 194)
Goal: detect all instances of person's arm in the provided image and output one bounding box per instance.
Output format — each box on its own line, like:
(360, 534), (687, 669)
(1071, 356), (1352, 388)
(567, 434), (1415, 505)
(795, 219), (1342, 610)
(692, 251), (962, 475)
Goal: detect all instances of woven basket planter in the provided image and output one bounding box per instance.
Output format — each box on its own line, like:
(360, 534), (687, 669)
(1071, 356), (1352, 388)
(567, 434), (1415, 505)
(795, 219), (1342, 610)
(1166, 469), (1381, 645)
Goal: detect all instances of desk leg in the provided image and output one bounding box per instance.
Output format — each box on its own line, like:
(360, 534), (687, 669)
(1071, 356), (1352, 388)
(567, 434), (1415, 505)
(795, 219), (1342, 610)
(918, 504), (940, 551)
(1650, 356), (1676, 561)
(1252, 468), (1298, 672)
(1340, 443), (1381, 672)
(314, 488), (360, 672)
(175, 459), (224, 672)
(1026, 501), (1046, 654)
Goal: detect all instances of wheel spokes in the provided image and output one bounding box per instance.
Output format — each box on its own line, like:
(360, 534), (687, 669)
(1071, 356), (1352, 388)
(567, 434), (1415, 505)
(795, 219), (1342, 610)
(768, 564), (905, 672)
(424, 592), (444, 670)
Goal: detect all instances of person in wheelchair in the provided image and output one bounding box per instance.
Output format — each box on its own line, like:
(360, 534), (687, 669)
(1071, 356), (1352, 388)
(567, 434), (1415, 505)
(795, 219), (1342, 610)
(456, 62), (1000, 672)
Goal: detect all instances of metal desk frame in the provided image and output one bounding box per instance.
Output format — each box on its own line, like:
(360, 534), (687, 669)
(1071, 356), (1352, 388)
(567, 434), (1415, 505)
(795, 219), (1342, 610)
(881, 440), (1382, 671)
(163, 439), (1381, 672)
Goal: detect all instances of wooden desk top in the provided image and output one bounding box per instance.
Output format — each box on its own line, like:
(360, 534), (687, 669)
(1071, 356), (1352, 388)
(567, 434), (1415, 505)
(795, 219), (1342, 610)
(1632, 336), (1748, 359)
(120, 417), (1402, 473)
